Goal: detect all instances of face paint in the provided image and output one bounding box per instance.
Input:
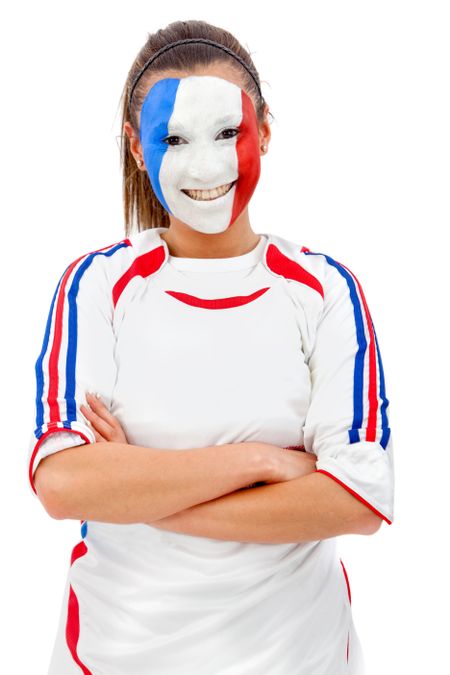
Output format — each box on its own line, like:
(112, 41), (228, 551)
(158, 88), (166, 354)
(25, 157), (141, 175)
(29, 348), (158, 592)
(139, 75), (261, 234)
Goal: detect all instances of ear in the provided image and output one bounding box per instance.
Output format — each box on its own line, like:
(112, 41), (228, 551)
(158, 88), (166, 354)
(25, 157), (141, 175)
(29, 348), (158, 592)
(259, 103), (272, 151)
(123, 121), (144, 168)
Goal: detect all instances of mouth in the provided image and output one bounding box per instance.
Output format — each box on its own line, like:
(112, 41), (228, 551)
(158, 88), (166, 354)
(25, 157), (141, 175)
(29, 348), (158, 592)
(181, 180), (237, 201)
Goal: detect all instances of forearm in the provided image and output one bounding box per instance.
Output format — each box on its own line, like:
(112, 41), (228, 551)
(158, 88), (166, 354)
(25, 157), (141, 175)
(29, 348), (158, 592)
(147, 470), (381, 543)
(38, 441), (265, 524)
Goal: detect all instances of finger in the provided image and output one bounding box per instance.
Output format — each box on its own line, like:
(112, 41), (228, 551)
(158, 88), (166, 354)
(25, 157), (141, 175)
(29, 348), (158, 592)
(80, 409), (106, 442)
(80, 402), (106, 427)
(80, 402), (114, 439)
(85, 393), (128, 443)
(92, 427), (106, 443)
(85, 392), (121, 429)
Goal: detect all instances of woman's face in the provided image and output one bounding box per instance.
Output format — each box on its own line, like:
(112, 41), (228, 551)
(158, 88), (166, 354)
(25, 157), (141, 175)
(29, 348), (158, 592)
(138, 74), (261, 234)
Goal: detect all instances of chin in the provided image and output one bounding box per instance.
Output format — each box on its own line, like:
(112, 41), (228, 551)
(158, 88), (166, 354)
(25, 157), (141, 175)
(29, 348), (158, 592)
(185, 222), (231, 235)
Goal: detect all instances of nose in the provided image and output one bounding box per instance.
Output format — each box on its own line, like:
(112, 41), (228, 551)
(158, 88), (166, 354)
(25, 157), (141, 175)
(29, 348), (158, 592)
(183, 143), (227, 189)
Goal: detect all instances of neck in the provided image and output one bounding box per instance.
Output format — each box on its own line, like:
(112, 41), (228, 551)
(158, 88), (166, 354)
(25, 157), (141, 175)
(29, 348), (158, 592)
(160, 211), (260, 259)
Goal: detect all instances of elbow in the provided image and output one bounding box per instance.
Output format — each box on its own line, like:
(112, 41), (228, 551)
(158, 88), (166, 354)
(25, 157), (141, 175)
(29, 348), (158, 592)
(34, 459), (71, 520)
(358, 509), (384, 535)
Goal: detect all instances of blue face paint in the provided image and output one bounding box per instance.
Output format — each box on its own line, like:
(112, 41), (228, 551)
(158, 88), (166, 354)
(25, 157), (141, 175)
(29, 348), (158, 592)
(139, 78), (181, 215)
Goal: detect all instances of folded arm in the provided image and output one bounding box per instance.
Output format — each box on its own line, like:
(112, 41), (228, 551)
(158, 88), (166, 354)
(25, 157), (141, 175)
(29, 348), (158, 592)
(147, 470), (383, 544)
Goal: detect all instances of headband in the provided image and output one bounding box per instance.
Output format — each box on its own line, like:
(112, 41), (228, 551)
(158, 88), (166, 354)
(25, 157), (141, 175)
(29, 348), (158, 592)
(128, 37), (262, 111)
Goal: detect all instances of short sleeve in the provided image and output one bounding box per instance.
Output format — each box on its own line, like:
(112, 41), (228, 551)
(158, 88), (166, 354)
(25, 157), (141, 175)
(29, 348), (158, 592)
(27, 249), (119, 498)
(302, 254), (395, 525)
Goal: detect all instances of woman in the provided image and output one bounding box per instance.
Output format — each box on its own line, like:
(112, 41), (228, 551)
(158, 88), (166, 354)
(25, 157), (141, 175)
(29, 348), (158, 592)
(27, 19), (395, 675)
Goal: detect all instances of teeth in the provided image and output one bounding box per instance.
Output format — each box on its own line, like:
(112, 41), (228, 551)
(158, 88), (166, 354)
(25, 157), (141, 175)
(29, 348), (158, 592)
(183, 181), (234, 201)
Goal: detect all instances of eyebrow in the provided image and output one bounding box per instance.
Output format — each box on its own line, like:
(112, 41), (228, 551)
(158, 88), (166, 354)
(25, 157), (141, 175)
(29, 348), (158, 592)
(168, 114), (240, 132)
(214, 114), (240, 125)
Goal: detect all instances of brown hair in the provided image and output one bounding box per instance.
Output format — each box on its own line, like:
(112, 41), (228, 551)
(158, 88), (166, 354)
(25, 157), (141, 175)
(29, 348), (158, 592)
(117, 20), (273, 237)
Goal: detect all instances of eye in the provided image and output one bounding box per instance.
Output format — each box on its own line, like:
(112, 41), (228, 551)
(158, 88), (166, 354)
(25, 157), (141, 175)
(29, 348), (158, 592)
(162, 135), (186, 146)
(217, 127), (240, 140)
(162, 128), (240, 145)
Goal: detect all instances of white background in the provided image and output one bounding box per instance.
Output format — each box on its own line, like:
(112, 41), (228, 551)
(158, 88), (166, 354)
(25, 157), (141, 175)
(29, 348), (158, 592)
(1, 1), (448, 673)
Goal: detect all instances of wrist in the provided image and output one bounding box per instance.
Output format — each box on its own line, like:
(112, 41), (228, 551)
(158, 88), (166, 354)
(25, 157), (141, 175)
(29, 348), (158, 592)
(238, 442), (276, 484)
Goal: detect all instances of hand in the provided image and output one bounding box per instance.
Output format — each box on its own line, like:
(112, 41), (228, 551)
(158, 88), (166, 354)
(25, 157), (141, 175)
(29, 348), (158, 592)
(251, 442), (318, 485)
(80, 392), (128, 444)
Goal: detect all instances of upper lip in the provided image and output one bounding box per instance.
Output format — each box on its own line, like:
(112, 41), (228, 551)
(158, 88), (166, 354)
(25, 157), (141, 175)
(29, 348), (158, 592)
(181, 179), (237, 192)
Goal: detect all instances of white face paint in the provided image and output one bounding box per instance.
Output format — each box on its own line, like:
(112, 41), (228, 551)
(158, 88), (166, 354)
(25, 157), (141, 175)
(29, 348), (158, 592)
(139, 75), (261, 234)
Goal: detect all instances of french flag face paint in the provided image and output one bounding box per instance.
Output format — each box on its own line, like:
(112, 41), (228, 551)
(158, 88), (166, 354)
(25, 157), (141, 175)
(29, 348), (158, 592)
(139, 75), (261, 234)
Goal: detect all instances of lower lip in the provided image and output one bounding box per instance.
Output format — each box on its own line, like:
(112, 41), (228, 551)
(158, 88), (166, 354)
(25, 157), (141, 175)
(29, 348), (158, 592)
(182, 180), (237, 202)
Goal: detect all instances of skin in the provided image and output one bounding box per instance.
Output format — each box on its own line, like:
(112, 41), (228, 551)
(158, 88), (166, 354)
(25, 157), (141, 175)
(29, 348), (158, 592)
(80, 393), (382, 541)
(123, 62), (271, 260)
(80, 393), (318, 485)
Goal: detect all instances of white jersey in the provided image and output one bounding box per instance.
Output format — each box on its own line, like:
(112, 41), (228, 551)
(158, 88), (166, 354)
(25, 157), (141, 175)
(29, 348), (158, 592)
(27, 227), (395, 675)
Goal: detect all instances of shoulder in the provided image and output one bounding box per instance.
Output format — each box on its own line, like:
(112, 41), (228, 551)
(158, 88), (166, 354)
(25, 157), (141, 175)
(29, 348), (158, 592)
(61, 229), (164, 302)
(61, 235), (132, 281)
(265, 233), (364, 301)
(65, 228), (163, 272)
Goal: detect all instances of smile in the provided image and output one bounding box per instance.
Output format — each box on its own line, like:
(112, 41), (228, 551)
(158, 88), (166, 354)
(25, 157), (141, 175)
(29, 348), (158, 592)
(181, 180), (237, 201)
